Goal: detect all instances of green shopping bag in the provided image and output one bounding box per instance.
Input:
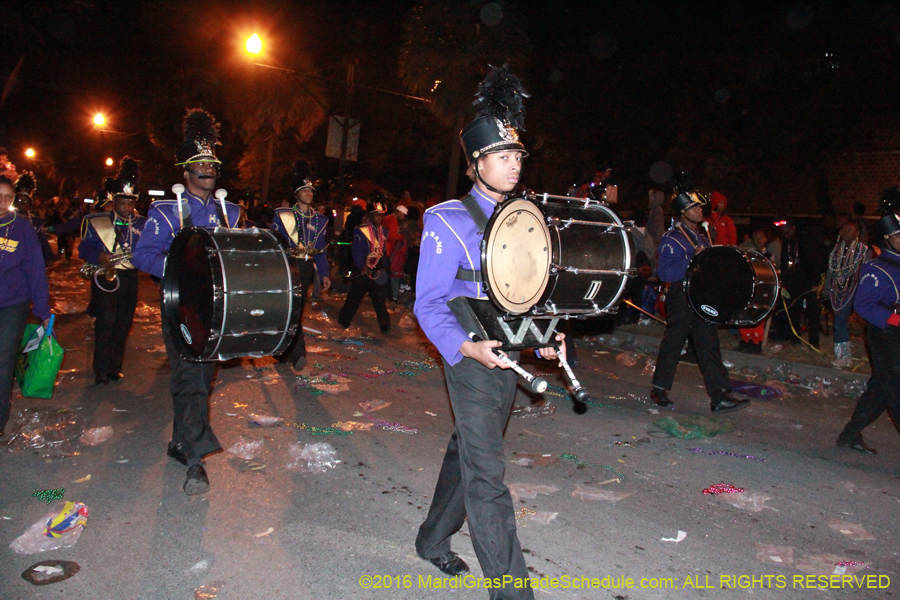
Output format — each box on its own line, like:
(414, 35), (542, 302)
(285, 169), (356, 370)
(15, 315), (65, 399)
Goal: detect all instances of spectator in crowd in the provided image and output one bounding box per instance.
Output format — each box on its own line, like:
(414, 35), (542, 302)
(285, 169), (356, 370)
(708, 191), (737, 246)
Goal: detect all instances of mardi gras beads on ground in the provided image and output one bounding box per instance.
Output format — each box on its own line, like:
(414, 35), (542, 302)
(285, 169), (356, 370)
(702, 483), (744, 495)
(33, 488), (65, 504)
(558, 453), (625, 481)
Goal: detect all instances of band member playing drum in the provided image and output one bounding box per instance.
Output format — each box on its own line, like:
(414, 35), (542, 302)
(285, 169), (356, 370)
(337, 198), (391, 333)
(132, 109), (240, 495)
(78, 157), (146, 385)
(836, 213), (900, 455)
(414, 65), (564, 600)
(649, 188), (750, 413)
(272, 159), (331, 371)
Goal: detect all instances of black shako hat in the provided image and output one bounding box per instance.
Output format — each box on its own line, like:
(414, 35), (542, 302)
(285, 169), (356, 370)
(872, 213), (900, 247)
(175, 109), (221, 167)
(459, 64), (530, 162)
(15, 171), (36, 197)
(291, 159), (315, 194)
(103, 156), (141, 205)
(670, 171), (707, 213)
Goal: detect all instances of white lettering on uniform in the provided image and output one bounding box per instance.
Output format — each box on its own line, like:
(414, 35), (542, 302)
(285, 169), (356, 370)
(423, 231), (442, 254)
(148, 217), (160, 235)
(861, 273), (878, 287)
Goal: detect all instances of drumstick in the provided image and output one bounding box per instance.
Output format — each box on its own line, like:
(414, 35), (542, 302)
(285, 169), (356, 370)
(702, 221), (714, 246)
(468, 333), (548, 393)
(172, 184), (185, 230)
(553, 343), (588, 415)
(215, 189), (230, 228)
(623, 299), (667, 326)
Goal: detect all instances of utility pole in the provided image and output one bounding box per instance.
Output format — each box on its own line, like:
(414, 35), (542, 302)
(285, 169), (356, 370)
(335, 62), (355, 209)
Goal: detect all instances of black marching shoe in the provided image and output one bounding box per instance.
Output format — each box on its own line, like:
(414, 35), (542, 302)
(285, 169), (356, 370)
(711, 395), (751, 413)
(95, 374), (110, 385)
(423, 552), (469, 576)
(167, 443), (189, 466)
(837, 437), (878, 455)
(650, 388), (673, 407)
(184, 463), (210, 495)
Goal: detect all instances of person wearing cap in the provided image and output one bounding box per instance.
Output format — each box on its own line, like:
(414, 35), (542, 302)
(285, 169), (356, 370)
(413, 65), (565, 599)
(337, 198), (391, 332)
(78, 157), (146, 386)
(132, 108), (240, 495)
(649, 187), (750, 413)
(0, 174), (50, 437)
(272, 160), (331, 371)
(708, 191), (737, 246)
(836, 213), (900, 455)
(13, 172), (53, 264)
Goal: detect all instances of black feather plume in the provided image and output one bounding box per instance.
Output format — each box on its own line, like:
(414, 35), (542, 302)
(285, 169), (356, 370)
(15, 171), (36, 195)
(473, 64), (530, 131)
(103, 176), (118, 196)
(182, 108), (220, 146)
(118, 156), (140, 187)
(292, 159), (313, 182)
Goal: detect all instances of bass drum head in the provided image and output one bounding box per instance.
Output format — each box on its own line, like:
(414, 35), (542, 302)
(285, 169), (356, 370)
(482, 200), (552, 314)
(162, 228), (218, 360)
(685, 246), (755, 325)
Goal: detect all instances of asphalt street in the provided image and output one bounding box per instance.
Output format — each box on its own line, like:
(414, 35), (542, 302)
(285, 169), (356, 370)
(1, 261), (898, 600)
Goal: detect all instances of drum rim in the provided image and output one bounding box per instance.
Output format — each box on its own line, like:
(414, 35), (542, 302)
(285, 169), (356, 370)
(481, 199), (552, 315)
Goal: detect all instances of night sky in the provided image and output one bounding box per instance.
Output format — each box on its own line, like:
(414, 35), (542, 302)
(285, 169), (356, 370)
(2, 1), (900, 214)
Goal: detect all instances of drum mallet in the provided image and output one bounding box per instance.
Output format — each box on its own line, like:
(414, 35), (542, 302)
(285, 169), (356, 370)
(468, 333), (548, 394)
(172, 184), (185, 230)
(622, 299), (666, 326)
(553, 345), (588, 415)
(215, 189), (230, 228)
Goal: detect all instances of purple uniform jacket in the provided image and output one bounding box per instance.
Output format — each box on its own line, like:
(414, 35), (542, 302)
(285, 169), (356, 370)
(132, 190), (240, 279)
(0, 213), (50, 320)
(657, 224), (711, 283)
(414, 186), (499, 366)
(271, 207), (329, 276)
(855, 249), (900, 329)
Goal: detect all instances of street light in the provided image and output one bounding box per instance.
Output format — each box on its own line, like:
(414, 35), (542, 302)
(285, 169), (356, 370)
(105, 158), (114, 167)
(246, 34), (262, 54)
(25, 148), (35, 158)
(94, 113), (105, 127)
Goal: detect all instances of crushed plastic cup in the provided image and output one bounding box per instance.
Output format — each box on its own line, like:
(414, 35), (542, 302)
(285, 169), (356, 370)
(572, 485), (634, 503)
(80, 426), (113, 446)
(247, 414), (284, 428)
(718, 489), (771, 512)
(226, 437), (264, 460)
(508, 483), (558, 502)
(7, 407), (84, 455)
(285, 442), (340, 473)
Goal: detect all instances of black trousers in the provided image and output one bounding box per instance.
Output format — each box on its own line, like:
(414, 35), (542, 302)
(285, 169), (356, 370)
(416, 355), (533, 600)
(338, 275), (390, 331)
(160, 296), (221, 464)
(652, 281), (731, 401)
(837, 324), (900, 445)
(0, 301), (29, 432)
(770, 287), (820, 346)
(279, 258), (315, 366)
(91, 270), (138, 377)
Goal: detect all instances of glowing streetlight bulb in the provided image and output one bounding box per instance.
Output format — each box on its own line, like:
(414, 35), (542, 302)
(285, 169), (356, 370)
(25, 148), (35, 158)
(246, 34), (262, 54)
(94, 113), (105, 126)
(105, 158), (114, 167)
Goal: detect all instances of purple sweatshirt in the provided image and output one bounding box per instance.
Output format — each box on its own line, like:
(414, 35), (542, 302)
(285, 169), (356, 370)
(0, 213), (50, 319)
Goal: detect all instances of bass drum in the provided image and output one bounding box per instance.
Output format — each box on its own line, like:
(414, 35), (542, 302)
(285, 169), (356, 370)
(162, 227), (301, 361)
(684, 245), (780, 326)
(481, 197), (634, 317)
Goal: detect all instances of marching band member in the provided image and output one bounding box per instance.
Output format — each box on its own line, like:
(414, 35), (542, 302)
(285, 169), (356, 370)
(337, 198), (391, 333)
(836, 213), (900, 455)
(272, 160), (330, 370)
(649, 188), (750, 413)
(413, 65), (564, 600)
(0, 174), (50, 437)
(132, 109), (240, 495)
(78, 157), (145, 385)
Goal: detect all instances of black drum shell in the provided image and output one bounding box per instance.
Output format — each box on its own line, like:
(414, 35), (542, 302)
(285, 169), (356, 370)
(162, 227), (301, 361)
(684, 246), (780, 326)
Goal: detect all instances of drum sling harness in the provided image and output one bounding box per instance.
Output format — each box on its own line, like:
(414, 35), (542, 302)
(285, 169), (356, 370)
(455, 194), (487, 284)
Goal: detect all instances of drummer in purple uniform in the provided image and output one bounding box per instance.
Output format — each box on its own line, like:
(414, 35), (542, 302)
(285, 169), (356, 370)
(414, 65), (564, 600)
(649, 186), (750, 413)
(132, 109), (240, 495)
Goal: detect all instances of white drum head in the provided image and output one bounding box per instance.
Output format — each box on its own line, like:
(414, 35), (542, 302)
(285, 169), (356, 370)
(483, 200), (551, 314)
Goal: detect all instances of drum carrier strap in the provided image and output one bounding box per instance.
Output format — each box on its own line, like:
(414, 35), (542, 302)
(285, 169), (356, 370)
(455, 194), (488, 284)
